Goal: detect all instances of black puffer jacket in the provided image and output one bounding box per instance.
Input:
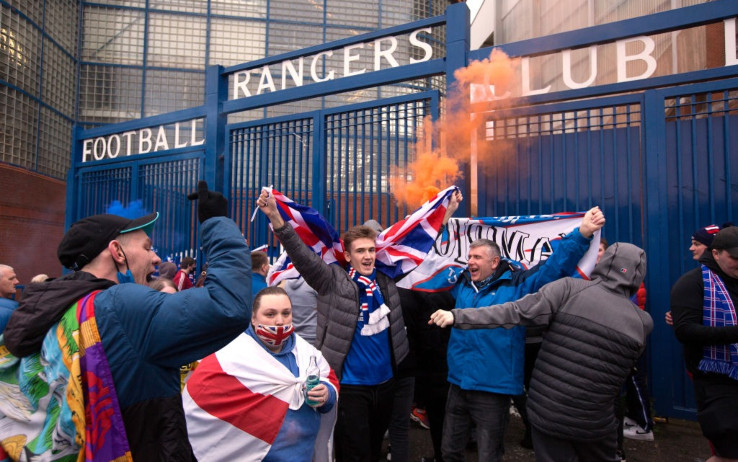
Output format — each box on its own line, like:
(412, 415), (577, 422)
(671, 251), (738, 378)
(452, 242), (653, 440)
(274, 223), (409, 380)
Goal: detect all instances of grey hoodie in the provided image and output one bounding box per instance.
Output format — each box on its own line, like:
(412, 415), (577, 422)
(281, 276), (318, 345)
(452, 242), (653, 441)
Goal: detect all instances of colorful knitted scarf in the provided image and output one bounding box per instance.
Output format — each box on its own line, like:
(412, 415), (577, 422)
(348, 267), (390, 336)
(0, 291), (132, 461)
(699, 265), (738, 380)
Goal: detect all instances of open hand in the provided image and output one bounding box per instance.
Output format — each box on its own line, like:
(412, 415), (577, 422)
(429, 309), (454, 328)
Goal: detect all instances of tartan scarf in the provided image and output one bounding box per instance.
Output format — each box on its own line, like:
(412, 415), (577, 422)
(698, 265), (738, 381)
(348, 267), (390, 336)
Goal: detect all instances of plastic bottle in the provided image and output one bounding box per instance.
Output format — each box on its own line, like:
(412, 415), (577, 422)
(305, 355), (321, 406)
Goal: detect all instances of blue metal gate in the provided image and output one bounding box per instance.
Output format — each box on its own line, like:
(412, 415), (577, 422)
(227, 91), (439, 254)
(68, 1), (738, 419)
(73, 151), (203, 263)
(645, 78), (738, 419)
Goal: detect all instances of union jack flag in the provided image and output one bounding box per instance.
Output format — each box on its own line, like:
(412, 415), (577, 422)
(266, 186), (458, 285)
(254, 324), (294, 347)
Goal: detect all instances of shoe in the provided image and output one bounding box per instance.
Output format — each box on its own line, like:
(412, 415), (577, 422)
(616, 449), (627, 461)
(623, 425), (654, 441)
(410, 407), (431, 430)
(623, 416), (638, 428)
(386, 444), (391, 461)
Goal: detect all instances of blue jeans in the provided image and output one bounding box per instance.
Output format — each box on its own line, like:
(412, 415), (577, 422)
(441, 384), (510, 462)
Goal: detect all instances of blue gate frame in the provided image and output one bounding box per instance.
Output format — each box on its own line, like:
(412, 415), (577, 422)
(69, 0), (738, 419)
(226, 90), (440, 255)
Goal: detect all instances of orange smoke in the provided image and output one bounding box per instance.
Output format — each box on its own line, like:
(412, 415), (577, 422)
(389, 49), (518, 208)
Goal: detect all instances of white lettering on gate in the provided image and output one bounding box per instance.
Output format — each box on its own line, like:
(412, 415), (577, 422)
(81, 119), (205, 162)
(616, 36), (657, 82)
(562, 46), (597, 89)
(231, 27), (434, 99)
(725, 18), (738, 66)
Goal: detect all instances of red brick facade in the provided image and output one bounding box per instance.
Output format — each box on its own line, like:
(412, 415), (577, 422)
(0, 163), (66, 299)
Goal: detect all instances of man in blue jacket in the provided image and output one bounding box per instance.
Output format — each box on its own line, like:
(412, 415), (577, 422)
(441, 206), (605, 462)
(2, 181), (252, 461)
(0, 264), (19, 333)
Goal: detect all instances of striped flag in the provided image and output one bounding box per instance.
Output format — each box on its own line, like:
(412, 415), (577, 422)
(396, 214), (601, 292)
(266, 186), (458, 285)
(183, 333), (339, 461)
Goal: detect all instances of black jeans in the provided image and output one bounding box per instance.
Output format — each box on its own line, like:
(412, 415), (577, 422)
(441, 384), (510, 462)
(387, 376), (415, 462)
(531, 427), (619, 462)
(335, 379), (396, 462)
(625, 353), (653, 431)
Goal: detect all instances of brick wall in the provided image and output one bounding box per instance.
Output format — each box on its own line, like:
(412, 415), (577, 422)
(0, 163), (66, 300)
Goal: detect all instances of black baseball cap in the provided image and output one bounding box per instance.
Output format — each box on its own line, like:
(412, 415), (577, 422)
(711, 226), (738, 258)
(58, 212), (159, 270)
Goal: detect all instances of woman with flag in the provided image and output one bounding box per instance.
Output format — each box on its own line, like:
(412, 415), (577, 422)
(183, 286), (339, 462)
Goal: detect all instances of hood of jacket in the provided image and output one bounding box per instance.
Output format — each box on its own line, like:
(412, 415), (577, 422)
(589, 242), (646, 297)
(282, 275), (309, 292)
(4, 271), (115, 357)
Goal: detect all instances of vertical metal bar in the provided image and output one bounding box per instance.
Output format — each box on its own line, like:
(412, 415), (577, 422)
(642, 88), (671, 418)
(690, 94), (700, 226)
(573, 108), (580, 211)
(612, 104), (620, 236)
(352, 111), (358, 226)
(313, 113), (326, 219)
(586, 108), (592, 209)
(705, 92), (715, 220)
(367, 108), (374, 221)
(724, 90), (733, 220)
(342, 111), (349, 231)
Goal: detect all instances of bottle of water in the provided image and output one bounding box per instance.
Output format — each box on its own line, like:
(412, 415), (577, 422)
(305, 355), (321, 406)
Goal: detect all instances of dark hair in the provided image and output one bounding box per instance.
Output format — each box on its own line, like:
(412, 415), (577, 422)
(181, 256), (196, 269)
(252, 286), (290, 315)
(342, 225), (378, 253)
(251, 251), (269, 269)
(158, 261), (177, 279)
(148, 277), (177, 292)
(600, 237), (609, 249)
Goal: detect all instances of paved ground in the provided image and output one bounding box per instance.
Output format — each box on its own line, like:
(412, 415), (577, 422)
(397, 413), (710, 462)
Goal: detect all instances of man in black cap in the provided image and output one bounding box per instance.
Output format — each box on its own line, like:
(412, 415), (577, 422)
(672, 225), (738, 462)
(1, 181), (251, 461)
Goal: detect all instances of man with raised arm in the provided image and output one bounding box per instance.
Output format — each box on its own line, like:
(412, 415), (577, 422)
(434, 206), (605, 462)
(1, 181), (251, 461)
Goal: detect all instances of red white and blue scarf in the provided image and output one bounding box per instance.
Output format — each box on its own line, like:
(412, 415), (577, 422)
(348, 267), (390, 336)
(699, 265), (738, 380)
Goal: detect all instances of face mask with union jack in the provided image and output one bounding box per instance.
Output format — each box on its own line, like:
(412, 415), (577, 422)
(255, 323), (295, 347)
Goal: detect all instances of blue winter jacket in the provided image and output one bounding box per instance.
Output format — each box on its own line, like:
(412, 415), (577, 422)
(447, 228), (592, 395)
(0, 297), (18, 334)
(4, 217), (252, 461)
